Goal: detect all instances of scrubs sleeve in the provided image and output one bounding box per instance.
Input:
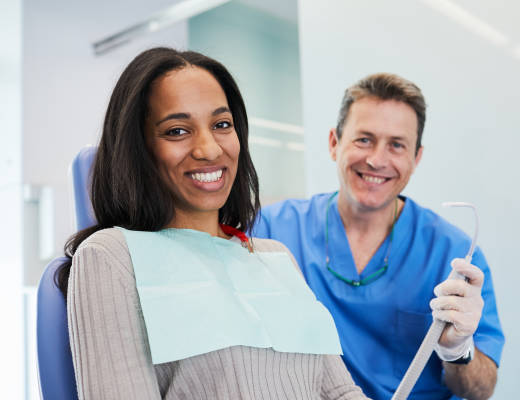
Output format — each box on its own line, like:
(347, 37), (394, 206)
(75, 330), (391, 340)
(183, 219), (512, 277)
(251, 209), (273, 239)
(320, 355), (370, 399)
(67, 232), (161, 400)
(471, 247), (505, 366)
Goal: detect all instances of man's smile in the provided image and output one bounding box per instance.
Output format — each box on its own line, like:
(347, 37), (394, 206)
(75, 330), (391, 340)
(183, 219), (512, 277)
(356, 172), (393, 185)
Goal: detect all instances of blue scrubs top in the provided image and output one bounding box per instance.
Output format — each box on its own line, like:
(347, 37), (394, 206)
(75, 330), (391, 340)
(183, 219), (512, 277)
(253, 193), (504, 400)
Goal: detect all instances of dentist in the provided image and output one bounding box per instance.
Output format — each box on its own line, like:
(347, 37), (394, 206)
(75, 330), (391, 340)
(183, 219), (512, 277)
(253, 73), (504, 400)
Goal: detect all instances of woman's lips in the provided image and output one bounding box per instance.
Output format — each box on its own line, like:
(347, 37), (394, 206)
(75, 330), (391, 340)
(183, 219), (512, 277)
(187, 167), (226, 191)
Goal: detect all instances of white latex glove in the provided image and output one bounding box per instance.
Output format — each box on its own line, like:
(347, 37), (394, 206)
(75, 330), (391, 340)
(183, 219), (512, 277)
(430, 258), (484, 361)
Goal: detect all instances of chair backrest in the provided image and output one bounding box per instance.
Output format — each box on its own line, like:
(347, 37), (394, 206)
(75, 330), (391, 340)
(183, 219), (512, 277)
(37, 257), (78, 400)
(36, 146), (97, 399)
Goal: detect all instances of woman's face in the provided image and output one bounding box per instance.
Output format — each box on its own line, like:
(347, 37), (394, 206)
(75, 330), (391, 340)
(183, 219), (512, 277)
(146, 66), (240, 223)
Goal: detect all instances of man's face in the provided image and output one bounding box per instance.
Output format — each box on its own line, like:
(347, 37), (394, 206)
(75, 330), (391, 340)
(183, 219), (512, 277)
(329, 97), (423, 213)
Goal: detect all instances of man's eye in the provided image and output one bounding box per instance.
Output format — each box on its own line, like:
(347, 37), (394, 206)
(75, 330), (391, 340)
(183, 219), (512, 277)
(165, 128), (188, 136)
(214, 121), (232, 130)
(356, 137), (371, 145)
(391, 142), (404, 149)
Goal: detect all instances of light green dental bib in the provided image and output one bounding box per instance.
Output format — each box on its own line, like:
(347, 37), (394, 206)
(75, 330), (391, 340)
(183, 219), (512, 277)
(119, 227), (342, 365)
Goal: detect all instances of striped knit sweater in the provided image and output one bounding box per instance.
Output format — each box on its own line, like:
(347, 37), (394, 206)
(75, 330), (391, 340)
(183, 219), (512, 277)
(68, 228), (369, 399)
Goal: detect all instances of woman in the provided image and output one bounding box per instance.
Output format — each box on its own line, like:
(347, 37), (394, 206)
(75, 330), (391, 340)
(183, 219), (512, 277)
(57, 47), (369, 400)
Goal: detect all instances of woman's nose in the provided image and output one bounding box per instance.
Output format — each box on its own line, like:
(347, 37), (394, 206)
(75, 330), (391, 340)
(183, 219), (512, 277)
(191, 130), (223, 161)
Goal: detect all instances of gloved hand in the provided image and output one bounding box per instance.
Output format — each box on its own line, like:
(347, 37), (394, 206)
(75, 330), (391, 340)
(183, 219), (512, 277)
(430, 258), (484, 361)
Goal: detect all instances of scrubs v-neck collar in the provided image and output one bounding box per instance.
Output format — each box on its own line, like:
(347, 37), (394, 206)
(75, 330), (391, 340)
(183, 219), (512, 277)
(326, 195), (412, 292)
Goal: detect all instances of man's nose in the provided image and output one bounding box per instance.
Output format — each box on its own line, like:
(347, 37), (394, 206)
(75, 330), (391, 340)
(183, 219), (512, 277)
(191, 130), (223, 161)
(365, 145), (388, 169)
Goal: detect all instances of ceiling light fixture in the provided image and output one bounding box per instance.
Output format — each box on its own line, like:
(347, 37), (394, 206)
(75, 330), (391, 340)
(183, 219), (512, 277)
(92, 0), (230, 55)
(420, 0), (510, 48)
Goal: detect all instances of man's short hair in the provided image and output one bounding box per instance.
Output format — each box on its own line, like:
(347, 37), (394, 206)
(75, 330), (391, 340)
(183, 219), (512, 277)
(336, 73), (426, 153)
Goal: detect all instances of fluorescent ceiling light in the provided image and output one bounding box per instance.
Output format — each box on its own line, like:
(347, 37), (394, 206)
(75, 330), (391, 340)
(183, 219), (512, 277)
(249, 136), (283, 148)
(420, 0), (510, 48)
(93, 0), (230, 55)
(249, 117), (304, 135)
(286, 141), (305, 152)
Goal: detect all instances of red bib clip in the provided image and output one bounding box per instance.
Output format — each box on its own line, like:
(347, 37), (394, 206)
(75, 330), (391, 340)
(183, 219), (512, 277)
(220, 224), (252, 252)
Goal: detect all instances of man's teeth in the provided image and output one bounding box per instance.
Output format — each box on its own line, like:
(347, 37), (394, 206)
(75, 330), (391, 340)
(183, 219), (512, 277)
(191, 169), (223, 183)
(362, 174), (385, 184)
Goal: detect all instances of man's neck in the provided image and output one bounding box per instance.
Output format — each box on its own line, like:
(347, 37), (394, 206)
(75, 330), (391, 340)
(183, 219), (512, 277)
(336, 192), (402, 235)
(336, 191), (403, 274)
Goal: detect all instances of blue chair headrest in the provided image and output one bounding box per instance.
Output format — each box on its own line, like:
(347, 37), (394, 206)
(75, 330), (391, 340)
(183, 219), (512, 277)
(71, 146), (97, 230)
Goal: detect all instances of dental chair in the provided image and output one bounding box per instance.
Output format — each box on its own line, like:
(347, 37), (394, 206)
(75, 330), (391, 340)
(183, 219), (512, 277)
(36, 146), (96, 399)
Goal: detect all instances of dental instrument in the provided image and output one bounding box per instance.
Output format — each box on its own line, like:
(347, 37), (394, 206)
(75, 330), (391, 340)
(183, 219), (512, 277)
(391, 202), (479, 400)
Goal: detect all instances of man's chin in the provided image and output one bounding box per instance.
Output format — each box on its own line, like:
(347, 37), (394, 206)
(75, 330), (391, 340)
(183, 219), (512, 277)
(352, 196), (397, 213)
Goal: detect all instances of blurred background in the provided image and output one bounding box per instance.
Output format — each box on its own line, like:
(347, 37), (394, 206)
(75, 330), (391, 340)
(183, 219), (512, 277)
(1, 0), (518, 397)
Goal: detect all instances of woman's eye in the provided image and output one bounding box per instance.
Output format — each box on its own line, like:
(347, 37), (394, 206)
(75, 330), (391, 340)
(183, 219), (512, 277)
(165, 127), (188, 137)
(214, 121), (232, 130)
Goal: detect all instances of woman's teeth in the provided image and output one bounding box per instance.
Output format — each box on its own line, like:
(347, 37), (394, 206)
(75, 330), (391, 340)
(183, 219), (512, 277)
(191, 169), (223, 183)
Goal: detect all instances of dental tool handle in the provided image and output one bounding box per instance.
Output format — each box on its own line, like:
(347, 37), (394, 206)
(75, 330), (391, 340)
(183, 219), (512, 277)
(391, 267), (468, 400)
(391, 319), (446, 400)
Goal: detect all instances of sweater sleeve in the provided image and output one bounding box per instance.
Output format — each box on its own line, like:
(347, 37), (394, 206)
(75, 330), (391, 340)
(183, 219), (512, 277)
(67, 229), (161, 400)
(320, 355), (370, 400)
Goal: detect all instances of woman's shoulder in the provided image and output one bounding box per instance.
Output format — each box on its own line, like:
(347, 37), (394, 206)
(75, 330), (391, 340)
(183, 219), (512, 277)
(251, 237), (302, 274)
(74, 228), (134, 277)
(78, 227), (127, 253)
(251, 237), (290, 253)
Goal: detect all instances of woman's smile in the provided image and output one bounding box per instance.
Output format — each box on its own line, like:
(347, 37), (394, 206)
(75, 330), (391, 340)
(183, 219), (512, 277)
(187, 166), (226, 191)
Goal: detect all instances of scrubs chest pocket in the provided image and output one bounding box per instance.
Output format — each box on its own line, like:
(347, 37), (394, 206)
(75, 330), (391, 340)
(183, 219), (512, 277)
(393, 309), (432, 378)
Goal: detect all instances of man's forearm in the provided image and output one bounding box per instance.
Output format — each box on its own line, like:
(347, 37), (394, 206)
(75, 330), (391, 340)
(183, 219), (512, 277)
(443, 348), (497, 400)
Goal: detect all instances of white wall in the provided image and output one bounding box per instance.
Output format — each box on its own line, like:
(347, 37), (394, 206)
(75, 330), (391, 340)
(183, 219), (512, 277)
(298, 0), (519, 397)
(0, 0), (24, 396)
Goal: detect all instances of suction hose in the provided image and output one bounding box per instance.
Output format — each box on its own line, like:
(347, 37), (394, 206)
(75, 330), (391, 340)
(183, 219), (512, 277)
(391, 202), (479, 399)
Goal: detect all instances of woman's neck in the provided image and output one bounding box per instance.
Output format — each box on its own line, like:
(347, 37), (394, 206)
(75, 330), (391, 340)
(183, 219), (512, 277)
(165, 210), (230, 239)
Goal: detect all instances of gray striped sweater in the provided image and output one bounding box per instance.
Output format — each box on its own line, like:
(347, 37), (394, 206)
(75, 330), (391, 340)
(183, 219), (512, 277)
(68, 228), (369, 399)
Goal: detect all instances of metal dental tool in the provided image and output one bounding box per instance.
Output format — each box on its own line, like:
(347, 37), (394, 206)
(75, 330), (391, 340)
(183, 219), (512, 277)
(391, 202), (479, 400)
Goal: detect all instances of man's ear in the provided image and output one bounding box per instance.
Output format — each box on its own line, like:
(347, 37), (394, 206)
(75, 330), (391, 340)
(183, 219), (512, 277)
(329, 128), (338, 161)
